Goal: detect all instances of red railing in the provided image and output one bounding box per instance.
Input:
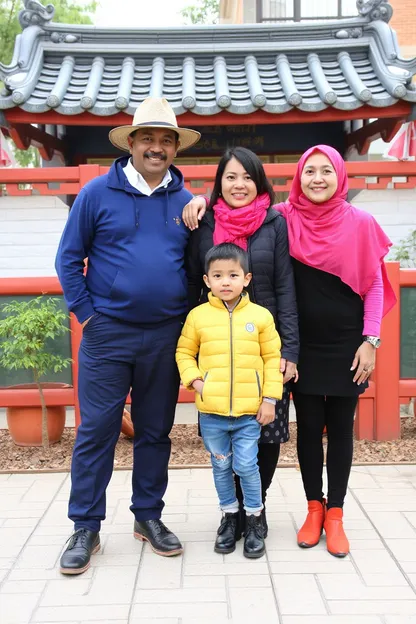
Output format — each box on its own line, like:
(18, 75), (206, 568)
(1, 163), (415, 441)
(1, 161), (416, 197)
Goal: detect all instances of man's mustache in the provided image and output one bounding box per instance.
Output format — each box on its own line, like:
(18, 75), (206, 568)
(144, 152), (167, 160)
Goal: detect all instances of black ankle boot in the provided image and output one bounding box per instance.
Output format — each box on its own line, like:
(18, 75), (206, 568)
(261, 505), (268, 538)
(214, 512), (241, 554)
(244, 514), (265, 559)
(60, 528), (100, 575)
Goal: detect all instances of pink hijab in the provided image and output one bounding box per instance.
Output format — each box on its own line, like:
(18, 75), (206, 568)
(276, 145), (396, 315)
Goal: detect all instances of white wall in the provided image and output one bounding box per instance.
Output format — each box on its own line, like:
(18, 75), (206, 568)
(0, 196), (68, 278)
(353, 188), (416, 254)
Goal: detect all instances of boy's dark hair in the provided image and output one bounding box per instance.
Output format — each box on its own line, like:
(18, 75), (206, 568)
(208, 147), (275, 210)
(204, 243), (249, 274)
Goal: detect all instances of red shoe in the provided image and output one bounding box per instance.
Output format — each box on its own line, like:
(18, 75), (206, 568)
(324, 507), (349, 558)
(297, 499), (326, 548)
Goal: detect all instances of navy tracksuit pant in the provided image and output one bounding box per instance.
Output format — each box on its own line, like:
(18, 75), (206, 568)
(68, 312), (183, 532)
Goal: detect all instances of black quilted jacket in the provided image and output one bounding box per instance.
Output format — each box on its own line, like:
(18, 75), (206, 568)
(187, 208), (299, 363)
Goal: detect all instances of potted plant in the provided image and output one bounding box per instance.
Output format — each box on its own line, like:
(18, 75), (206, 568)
(0, 297), (72, 448)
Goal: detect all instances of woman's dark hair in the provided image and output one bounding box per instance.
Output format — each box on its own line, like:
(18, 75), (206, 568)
(204, 243), (249, 274)
(208, 147), (275, 209)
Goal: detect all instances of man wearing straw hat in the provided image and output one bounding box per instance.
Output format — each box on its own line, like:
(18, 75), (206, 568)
(56, 98), (201, 574)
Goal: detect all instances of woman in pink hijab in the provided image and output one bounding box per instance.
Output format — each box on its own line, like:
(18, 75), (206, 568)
(183, 145), (395, 558)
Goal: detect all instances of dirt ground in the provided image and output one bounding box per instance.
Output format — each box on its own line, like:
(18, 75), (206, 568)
(1, 417), (416, 472)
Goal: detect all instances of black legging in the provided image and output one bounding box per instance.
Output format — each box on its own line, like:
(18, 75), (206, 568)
(235, 443), (280, 505)
(292, 391), (357, 509)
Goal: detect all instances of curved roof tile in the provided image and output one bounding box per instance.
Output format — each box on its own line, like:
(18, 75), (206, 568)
(1, 2), (415, 116)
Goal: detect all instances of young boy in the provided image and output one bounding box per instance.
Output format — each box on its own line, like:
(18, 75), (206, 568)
(176, 243), (283, 558)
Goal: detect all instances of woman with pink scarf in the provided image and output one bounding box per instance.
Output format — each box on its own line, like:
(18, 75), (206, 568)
(186, 147), (300, 548)
(184, 144), (395, 557)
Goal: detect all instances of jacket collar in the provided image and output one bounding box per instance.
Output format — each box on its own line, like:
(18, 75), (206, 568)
(208, 291), (251, 310)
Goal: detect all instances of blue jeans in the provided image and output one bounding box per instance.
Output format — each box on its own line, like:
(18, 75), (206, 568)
(199, 414), (263, 514)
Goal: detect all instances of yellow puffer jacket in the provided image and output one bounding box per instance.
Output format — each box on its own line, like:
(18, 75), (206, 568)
(176, 292), (283, 417)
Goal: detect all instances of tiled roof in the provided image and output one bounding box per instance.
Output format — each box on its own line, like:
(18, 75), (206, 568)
(0, 0), (415, 117)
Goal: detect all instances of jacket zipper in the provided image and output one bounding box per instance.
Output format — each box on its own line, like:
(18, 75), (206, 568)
(229, 310), (233, 416)
(255, 371), (261, 397)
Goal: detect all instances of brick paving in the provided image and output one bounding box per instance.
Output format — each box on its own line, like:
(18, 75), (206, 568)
(0, 465), (416, 623)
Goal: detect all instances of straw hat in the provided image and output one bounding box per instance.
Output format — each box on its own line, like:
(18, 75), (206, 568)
(109, 97), (201, 152)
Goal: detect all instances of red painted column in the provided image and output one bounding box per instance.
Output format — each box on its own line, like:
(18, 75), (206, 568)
(374, 262), (401, 441)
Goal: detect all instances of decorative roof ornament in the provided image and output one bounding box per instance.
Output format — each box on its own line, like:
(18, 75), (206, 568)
(356, 0), (393, 23)
(19, 0), (55, 30)
(335, 28), (363, 39)
(50, 32), (80, 43)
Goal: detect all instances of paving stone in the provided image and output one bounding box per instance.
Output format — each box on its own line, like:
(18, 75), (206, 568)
(349, 539), (385, 550)
(282, 617), (382, 624)
(14, 544), (64, 570)
(0, 593), (39, 624)
(136, 551), (182, 589)
(348, 472), (380, 489)
(184, 561), (269, 575)
(273, 573), (327, 615)
(329, 600), (416, 615)
(318, 573), (415, 600)
(229, 586), (279, 619)
(182, 575), (225, 588)
(404, 513), (416, 529)
(362, 572), (410, 587)
(385, 539), (416, 563)
(129, 601), (228, 619)
(1, 579), (47, 593)
(33, 605), (130, 621)
(182, 540), (224, 564)
(133, 587), (226, 603)
(351, 549), (403, 575)
(368, 512), (416, 539)
(2, 466), (416, 622)
(270, 560), (356, 574)
(8, 567), (93, 581)
(227, 574), (272, 587)
(129, 619), (178, 624)
(101, 533), (143, 556)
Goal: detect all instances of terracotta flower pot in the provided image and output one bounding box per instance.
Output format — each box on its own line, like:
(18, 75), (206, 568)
(7, 405), (66, 447)
(5, 383), (68, 447)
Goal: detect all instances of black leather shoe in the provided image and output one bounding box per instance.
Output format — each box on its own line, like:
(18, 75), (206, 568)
(134, 519), (183, 556)
(214, 512), (241, 554)
(60, 528), (100, 575)
(244, 514), (265, 559)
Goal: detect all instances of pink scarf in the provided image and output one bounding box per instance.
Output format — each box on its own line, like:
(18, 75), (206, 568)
(275, 144), (396, 315)
(213, 193), (269, 250)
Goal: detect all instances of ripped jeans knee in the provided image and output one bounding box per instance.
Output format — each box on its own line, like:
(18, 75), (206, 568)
(211, 450), (233, 471)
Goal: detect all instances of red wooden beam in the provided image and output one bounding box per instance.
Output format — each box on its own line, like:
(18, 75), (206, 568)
(346, 117), (405, 155)
(0, 277), (62, 295)
(399, 380), (416, 398)
(4, 101), (411, 127)
(399, 269), (416, 287)
(7, 123), (67, 161)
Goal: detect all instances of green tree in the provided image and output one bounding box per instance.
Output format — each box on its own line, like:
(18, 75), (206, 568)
(0, 0), (97, 65)
(0, 0), (97, 166)
(181, 0), (219, 24)
(0, 297), (71, 448)
(392, 229), (416, 268)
